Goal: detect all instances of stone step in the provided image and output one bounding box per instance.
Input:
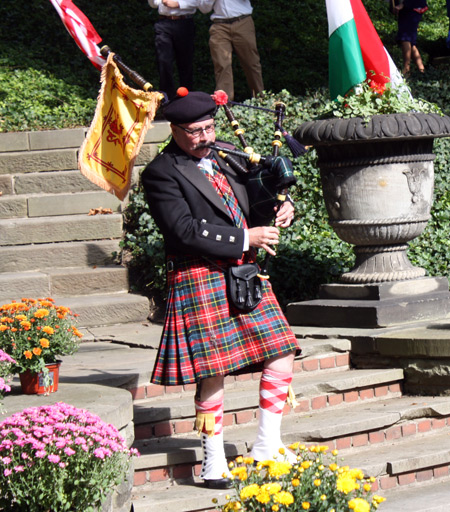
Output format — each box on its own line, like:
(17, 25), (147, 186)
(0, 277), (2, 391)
(0, 265), (129, 302)
(379, 479), (450, 512)
(132, 367), (403, 441)
(12, 170), (103, 195)
(0, 213), (123, 246)
(51, 294), (150, 328)
(0, 239), (120, 272)
(131, 426), (450, 511)
(0, 191), (122, 219)
(0, 147), (79, 174)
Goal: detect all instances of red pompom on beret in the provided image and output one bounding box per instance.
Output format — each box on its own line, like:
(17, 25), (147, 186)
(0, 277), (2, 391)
(163, 88), (217, 124)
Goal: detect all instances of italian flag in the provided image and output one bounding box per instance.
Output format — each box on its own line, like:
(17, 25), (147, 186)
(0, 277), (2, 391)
(326, 0), (403, 100)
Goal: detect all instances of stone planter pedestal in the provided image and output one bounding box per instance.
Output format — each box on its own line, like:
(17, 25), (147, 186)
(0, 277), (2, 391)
(286, 113), (450, 328)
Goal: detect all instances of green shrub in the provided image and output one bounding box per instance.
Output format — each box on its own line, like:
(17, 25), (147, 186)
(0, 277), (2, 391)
(121, 79), (450, 307)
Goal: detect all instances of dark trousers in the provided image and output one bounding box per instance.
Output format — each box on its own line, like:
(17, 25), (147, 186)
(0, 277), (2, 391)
(154, 17), (195, 100)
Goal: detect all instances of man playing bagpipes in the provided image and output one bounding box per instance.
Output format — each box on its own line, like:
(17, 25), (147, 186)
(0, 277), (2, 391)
(140, 88), (301, 489)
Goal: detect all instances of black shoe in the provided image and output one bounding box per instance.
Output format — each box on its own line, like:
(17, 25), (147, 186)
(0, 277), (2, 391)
(203, 478), (233, 489)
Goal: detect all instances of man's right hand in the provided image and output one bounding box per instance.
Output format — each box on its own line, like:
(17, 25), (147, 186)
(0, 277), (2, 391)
(248, 226), (280, 256)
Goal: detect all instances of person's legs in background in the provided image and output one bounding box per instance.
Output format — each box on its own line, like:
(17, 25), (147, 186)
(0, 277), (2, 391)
(209, 22), (234, 100)
(231, 16), (264, 98)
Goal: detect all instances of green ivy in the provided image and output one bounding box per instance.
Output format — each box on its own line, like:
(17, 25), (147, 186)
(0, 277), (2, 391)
(121, 83), (450, 307)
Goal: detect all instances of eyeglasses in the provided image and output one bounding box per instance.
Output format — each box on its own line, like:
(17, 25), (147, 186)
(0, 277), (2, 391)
(176, 122), (215, 138)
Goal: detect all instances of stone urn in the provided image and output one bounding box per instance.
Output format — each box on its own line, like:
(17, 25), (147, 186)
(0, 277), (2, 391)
(294, 113), (450, 283)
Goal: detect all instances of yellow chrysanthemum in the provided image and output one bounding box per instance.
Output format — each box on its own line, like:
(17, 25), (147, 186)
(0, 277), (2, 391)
(272, 505), (279, 512)
(291, 478), (300, 487)
(243, 457), (254, 465)
(301, 461), (311, 469)
(336, 474), (359, 494)
(255, 491), (271, 504)
(231, 466), (248, 481)
(273, 491), (294, 506)
(301, 502), (310, 510)
(348, 497), (370, 512)
(372, 495), (386, 504)
(19, 321), (31, 330)
(15, 315), (27, 321)
(363, 483), (372, 492)
(289, 442), (300, 451)
(267, 461), (292, 478)
(261, 483), (282, 495)
(314, 479), (321, 486)
(42, 326), (54, 335)
(240, 484), (260, 500)
(329, 463), (338, 472)
(320, 494), (327, 501)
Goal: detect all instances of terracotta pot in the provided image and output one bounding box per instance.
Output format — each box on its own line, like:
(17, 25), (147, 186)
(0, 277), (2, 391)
(19, 361), (61, 395)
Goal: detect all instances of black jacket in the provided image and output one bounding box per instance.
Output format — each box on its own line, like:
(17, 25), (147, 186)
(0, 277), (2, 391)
(141, 139), (254, 260)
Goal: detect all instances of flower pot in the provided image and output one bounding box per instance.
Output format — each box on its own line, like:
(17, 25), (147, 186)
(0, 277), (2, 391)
(19, 362), (61, 395)
(294, 113), (450, 283)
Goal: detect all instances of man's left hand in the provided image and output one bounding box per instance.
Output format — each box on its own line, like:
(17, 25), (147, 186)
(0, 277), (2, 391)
(274, 201), (295, 228)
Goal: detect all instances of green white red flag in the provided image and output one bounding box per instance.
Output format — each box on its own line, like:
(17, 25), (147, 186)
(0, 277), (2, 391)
(326, 0), (403, 100)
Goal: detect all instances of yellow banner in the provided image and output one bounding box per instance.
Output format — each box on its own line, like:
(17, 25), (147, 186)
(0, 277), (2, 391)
(78, 53), (163, 200)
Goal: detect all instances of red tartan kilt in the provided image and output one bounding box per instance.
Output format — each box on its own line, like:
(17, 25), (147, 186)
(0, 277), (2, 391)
(151, 256), (300, 386)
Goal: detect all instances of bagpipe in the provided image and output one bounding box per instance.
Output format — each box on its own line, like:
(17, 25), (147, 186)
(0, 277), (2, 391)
(98, 47), (306, 277)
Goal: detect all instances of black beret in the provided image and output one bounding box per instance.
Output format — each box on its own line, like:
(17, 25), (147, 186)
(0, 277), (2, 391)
(163, 89), (217, 124)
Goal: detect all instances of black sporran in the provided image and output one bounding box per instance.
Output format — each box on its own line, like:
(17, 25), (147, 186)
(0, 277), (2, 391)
(227, 263), (263, 312)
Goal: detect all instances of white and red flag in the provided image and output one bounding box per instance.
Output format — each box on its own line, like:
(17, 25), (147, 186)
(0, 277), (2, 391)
(326, 0), (403, 100)
(49, 0), (106, 70)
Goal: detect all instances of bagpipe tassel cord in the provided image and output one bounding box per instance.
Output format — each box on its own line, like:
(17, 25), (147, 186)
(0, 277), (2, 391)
(275, 122), (308, 158)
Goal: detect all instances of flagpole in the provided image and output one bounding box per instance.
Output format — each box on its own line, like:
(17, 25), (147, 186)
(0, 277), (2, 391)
(100, 45), (154, 92)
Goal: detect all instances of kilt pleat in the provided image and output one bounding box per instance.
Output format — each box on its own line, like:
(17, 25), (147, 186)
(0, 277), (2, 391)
(151, 256), (300, 386)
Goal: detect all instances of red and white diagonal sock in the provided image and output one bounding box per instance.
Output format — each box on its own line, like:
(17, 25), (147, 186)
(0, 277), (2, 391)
(259, 367), (292, 414)
(250, 368), (296, 463)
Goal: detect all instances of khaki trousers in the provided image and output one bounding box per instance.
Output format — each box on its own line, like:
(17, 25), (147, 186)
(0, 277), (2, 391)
(209, 15), (264, 101)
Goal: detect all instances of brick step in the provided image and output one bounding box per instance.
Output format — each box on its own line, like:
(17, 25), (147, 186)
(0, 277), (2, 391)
(0, 239), (120, 273)
(0, 213), (122, 246)
(0, 265), (129, 303)
(133, 390), (435, 485)
(0, 190), (122, 219)
(133, 412), (450, 512)
(133, 367), (403, 441)
(133, 395), (450, 473)
(49, 294), (150, 328)
(57, 337), (352, 399)
(131, 425), (450, 512)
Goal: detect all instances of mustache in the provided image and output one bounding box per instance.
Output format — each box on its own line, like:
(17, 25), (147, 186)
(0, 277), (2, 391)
(195, 142), (213, 150)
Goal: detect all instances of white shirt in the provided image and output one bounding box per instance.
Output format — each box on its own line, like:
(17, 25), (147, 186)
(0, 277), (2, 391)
(148, 0), (197, 16)
(195, 0), (253, 20)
